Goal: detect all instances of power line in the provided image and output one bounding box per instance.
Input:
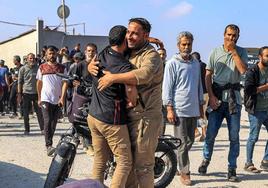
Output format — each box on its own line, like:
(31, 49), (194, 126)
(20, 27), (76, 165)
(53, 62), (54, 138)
(0, 20), (85, 28)
(0, 20), (35, 27)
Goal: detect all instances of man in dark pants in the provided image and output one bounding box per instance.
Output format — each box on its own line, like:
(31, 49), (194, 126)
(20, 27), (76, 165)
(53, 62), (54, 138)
(37, 46), (67, 156)
(18, 53), (44, 135)
(72, 43), (97, 155)
(198, 24), (248, 182)
(9, 55), (23, 118)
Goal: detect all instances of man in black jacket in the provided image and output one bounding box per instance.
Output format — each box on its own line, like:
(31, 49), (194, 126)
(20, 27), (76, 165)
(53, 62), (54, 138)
(244, 46), (268, 173)
(87, 25), (135, 188)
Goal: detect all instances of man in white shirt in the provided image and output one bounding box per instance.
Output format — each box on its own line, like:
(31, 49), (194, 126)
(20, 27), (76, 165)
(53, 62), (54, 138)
(36, 46), (67, 156)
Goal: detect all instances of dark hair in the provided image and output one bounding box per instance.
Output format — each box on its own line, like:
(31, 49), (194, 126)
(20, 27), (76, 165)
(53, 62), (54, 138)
(129, 18), (151, 33)
(13, 55), (21, 62)
(157, 48), (166, 52)
(86, 43), (98, 52)
(109, 25), (127, 46)
(224, 24), (240, 35)
(47, 45), (57, 52)
(27, 53), (35, 57)
(0, 59), (5, 65)
(258, 46), (268, 56)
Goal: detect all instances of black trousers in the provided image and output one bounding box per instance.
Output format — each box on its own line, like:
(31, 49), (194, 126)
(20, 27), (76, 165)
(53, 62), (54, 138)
(41, 102), (61, 147)
(23, 93), (44, 132)
(9, 82), (17, 114)
(0, 86), (8, 113)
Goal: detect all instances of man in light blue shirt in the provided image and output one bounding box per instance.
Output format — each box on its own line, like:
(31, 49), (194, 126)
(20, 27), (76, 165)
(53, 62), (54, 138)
(162, 31), (204, 186)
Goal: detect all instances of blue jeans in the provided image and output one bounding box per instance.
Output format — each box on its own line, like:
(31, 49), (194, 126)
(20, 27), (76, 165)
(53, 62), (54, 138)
(246, 111), (268, 164)
(203, 102), (241, 169)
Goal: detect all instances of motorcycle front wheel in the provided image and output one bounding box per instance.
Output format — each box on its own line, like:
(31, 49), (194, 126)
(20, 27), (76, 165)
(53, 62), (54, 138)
(44, 154), (69, 188)
(44, 143), (76, 188)
(154, 142), (177, 188)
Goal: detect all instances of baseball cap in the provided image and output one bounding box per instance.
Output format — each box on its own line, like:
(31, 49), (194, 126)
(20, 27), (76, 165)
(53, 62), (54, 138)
(73, 52), (84, 60)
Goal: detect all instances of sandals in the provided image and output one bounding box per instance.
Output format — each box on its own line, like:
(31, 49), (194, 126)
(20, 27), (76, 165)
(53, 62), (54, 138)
(244, 163), (261, 173)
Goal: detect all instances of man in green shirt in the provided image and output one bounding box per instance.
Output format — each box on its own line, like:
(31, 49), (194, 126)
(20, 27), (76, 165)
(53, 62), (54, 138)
(198, 24), (248, 182)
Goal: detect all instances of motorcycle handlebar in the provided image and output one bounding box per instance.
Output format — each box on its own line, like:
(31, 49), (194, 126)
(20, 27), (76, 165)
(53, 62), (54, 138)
(56, 73), (80, 81)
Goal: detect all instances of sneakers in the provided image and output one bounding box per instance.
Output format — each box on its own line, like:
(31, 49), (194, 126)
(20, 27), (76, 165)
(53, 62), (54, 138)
(260, 160), (268, 171)
(86, 145), (94, 156)
(24, 131), (30, 135)
(47, 146), (56, 157)
(198, 159), (210, 175)
(227, 168), (239, 182)
(180, 172), (191, 186)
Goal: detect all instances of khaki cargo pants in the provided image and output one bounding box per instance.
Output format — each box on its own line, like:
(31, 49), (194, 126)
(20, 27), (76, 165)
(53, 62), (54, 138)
(125, 114), (163, 188)
(87, 115), (132, 188)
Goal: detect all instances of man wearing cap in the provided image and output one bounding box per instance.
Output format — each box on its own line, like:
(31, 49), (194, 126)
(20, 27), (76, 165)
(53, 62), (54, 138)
(69, 52), (84, 75)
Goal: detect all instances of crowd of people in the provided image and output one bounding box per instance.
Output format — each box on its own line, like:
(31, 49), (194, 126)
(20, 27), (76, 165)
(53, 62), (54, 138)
(0, 17), (267, 187)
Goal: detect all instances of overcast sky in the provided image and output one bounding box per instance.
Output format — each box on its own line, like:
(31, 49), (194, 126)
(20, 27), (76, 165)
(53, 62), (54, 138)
(0, 0), (267, 61)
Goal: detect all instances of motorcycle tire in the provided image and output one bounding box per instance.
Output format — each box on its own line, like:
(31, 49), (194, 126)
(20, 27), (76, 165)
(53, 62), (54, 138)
(44, 153), (71, 188)
(154, 142), (177, 188)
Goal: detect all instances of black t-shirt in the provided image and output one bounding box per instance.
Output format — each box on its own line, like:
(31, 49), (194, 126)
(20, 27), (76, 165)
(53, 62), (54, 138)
(11, 64), (23, 76)
(75, 60), (93, 84)
(200, 61), (207, 93)
(88, 47), (132, 125)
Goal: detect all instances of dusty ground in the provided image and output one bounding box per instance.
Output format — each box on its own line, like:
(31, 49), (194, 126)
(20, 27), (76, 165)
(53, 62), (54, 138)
(0, 107), (267, 188)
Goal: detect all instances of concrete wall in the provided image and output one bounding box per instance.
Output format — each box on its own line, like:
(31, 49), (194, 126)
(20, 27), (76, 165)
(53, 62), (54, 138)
(63, 35), (108, 53)
(0, 31), (37, 67)
(42, 31), (109, 52)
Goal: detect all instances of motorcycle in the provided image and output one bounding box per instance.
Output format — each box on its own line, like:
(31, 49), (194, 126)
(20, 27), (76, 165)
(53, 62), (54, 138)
(104, 134), (181, 188)
(44, 74), (181, 188)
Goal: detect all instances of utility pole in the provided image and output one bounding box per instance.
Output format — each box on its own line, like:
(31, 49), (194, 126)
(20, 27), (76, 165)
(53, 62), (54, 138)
(83, 23), (85, 35)
(62, 0), (67, 33)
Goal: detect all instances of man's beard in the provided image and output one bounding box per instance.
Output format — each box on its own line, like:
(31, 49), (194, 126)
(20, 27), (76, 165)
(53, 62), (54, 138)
(29, 62), (35, 66)
(86, 55), (93, 62)
(48, 57), (56, 62)
(262, 60), (268, 67)
(180, 51), (191, 59)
